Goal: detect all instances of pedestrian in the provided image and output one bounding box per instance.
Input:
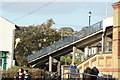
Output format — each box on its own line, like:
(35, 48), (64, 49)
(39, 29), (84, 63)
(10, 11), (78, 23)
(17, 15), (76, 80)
(70, 62), (78, 79)
(97, 73), (105, 80)
(1, 77), (4, 80)
(14, 68), (24, 80)
(85, 67), (92, 80)
(70, 62), (78, 73)
(83, 68), (87, 80)
(24, 70), (30, 80)
(91, 65), (99, 80)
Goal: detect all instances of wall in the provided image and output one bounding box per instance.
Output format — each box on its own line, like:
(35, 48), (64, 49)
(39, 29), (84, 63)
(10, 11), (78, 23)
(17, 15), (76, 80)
(77, 53), (113, 75)
(0, 17), (15, 69)
(103, 17), (113, 31)
(112, 2), (120, 79)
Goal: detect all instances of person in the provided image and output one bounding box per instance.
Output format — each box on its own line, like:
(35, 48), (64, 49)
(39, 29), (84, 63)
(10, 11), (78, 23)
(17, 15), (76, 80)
(85, 67), (92, 80)
(91, 65), (99, 80)
(1, 77), (4, 80)
(82, 66), (93, 80)
(24, 70), (30, 80)
(69, 62), (78, 79)
(83, 68), (87, 80)
(15, 68), (24, 80)
(70, 62), (78, 73)
(97, 73), (105, 80)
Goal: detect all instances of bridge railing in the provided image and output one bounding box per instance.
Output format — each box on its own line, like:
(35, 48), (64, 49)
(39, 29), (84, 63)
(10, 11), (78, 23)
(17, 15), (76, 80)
(27, 21), (103, 61)
(49, 72), (116, 80)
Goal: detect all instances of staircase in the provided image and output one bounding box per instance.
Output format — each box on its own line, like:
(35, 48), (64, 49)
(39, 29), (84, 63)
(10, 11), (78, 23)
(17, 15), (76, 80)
(77, 52), (113, 75)
(27, 21), (103, 61)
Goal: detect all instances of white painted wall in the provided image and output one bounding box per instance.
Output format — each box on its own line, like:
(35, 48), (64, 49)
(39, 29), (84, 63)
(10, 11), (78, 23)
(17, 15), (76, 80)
(0, 17), (16, 69)
(103, 17), (113, 31)
(91, 47), (98, 54)
(84, 46), (89, 56)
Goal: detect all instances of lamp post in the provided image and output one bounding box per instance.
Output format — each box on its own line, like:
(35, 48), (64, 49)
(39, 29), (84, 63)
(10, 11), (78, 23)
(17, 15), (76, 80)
(13, 38), (20, 66)
(88, 11), (92, 26)
(15, 38), (20, 48)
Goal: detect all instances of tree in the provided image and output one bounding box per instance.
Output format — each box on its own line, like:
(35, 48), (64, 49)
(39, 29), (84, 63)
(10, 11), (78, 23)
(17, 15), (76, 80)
(14, 19), (61, 66)
(60, 53), (82, 65)
(59, 27), (74, 32)
(58, 27), (76, 40)
(60, 54), (72, 65)
(14, 19), (76, 66)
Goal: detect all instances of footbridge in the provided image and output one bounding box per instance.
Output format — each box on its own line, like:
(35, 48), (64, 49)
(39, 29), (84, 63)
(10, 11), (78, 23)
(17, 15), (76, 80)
(27, 2), (120, 79)
(27, 17), (113, 73)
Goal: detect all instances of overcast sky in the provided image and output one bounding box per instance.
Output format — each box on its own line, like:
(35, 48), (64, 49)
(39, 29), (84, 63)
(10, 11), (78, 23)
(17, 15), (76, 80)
(0, 0), (119, 31)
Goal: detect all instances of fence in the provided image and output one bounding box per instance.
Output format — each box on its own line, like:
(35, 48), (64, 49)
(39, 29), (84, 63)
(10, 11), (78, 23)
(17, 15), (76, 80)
(27, 21), (103, 61)
(1, 72), (117, 80)
(50, 72), (117, 80)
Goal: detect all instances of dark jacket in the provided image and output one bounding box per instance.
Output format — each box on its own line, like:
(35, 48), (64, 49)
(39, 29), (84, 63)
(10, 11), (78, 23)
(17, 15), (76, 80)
(83, 67), (92, 80)
(91, 67), (99, 80)
(15, 72), (24, 80)
(24, 74), (30, 80)
(92, 67), (99, 75)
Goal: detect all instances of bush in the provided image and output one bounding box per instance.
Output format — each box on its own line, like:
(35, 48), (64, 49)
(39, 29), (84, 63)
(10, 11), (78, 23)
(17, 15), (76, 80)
(2, 67), (47, 80)
(8, 66), (22, 70)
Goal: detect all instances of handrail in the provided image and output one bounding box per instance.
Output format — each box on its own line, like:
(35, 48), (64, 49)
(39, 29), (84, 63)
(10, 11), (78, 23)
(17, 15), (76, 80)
(77, 51), (112, 66)
(49, 72), (115, 80)
(27, 21), (103, 61)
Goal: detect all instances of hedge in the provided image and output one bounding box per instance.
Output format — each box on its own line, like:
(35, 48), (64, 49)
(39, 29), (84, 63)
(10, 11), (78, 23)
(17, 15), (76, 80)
(2, 67), (50, 80)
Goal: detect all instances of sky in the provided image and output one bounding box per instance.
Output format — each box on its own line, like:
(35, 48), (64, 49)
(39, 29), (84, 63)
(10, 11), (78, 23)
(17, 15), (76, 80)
(0, 0), (119, 31)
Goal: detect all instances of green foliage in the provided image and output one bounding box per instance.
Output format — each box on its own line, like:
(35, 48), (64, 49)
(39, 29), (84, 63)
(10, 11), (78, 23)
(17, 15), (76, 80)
(8, 66), (21, 70)
(14, 19), (61, 66)
(2, 67), (48, 80)
(59, 27), (74, 32)
(60, 56), (66, 65)
(60, 53), (81, 65)
(66, 57), (72, 64)
(60, 54), (72, 65)
(75, 58), (81, 64)
(14, 18), (75, 66)
(58, 27), (75, 38)
(15, 55), (28, 66)
(15, 19), (59, 56)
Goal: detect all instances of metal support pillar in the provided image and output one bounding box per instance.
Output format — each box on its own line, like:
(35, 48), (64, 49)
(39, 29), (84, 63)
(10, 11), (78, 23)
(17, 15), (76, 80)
(72, 46), (76, 63)
(101, 33), (106, 53)
(57, 61), (61, 75)
(49, 56), (52, 72)
(81, 54), (85, 62)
